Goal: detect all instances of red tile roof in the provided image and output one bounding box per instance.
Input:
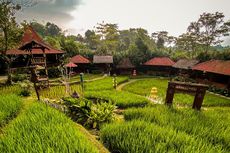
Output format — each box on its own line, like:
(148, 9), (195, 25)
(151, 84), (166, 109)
(192, 60), (230, 76)
(144, 57), (175, 66)
(7, 26), (64, 55)
(70, 55), (90, 64)
(65, 62), (78, 68)
(6, 48), (64, 55)
(6, 49), (28, 55)
(21, 26), (44, 46)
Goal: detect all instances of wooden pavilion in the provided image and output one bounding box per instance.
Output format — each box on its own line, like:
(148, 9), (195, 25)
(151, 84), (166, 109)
(4, 27), (64, 71)
(70, 55), (91, 73)
(192, 60), (230, 90)
(143, 57), (175, 76)
(173, 59), (199, 77)
(116, 58), (135, 75)
(93, 55), (113, 74)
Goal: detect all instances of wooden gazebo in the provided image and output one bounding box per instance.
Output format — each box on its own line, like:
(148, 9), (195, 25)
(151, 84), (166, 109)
(143, 57), (175, 76)
(116, 58), (135, 75)
(70, 55), (90, 73)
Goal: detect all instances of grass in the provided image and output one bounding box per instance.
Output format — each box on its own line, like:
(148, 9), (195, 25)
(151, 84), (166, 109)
(0, 102), (99, 153)
(123, 78), (230, 107)
(101, 105), (230, 152)
(0, 94), (23, 127)
(85, 76), (129, 91)
(85, 90), (150, 108)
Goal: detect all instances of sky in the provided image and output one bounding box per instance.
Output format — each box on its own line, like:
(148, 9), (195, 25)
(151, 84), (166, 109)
(16, 0), (230, 45)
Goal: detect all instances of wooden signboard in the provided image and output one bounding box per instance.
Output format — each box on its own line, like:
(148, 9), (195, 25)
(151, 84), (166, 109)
(165, 81), (208, 110)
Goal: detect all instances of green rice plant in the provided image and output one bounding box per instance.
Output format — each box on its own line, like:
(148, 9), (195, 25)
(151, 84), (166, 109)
(124, 106), (230, 151)
(85, 90), (150, 108)
(85, 76), (129, 91)
(40, 84), (82, 99)
(70, 74), (103, 82)
(101, 120), (223, 153)
(0, 94), (23, 127)
(0, 85), (21, 96)
(123, 78), (230, 107)
(0, 102), (99, 153)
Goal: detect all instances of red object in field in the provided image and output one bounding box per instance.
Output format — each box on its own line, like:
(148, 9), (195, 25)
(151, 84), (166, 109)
(133, 69), (137, 76)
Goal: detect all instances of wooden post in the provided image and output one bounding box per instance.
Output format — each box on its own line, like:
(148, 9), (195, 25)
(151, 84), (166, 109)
(165, 82), (175, 106)
(30, 68), (40, 101)
(193, 88), (206, 110)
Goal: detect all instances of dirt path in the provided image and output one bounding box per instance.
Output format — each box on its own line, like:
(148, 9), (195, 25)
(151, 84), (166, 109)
(116, 79), (140, 91)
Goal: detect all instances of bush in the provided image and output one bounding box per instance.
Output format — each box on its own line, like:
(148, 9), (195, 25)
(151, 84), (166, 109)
(19, 80), (33, 97)
(63, 97), (116, 129)
(48, 67), (61, 78)
(12, 74), (28, 82)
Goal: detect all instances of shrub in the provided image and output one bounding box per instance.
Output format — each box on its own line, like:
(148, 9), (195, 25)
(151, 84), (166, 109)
(12, 74), (28, 82)
(63, 97), (116, 129)
(19, 80), (33, 97)
(48, 67), (61, 78)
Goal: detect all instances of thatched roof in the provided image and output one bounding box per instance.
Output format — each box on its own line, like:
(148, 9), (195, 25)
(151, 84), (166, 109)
(116, 58), (135, 69)
(93, 55), (113, 64)
(173, 59), (199, 69)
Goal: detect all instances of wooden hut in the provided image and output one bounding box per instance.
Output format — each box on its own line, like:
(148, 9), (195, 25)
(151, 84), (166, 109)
(5, 27), (64, 69)
(143, 57), (175, 76)
(173, 59), (199, 77)
(192, 60), (230, 90)
(70, 55), (91, 73)
(116, 58), (135, 75)
(93, 55), (113, 74)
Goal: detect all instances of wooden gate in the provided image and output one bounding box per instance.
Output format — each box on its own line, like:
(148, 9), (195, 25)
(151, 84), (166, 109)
(165, 81), (208, 110)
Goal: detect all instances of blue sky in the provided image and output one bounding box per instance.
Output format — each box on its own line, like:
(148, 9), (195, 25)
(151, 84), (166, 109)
(16, 0), (230, 45)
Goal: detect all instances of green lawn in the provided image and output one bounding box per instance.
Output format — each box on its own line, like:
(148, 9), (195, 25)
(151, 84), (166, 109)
(122, 78), (230, 107)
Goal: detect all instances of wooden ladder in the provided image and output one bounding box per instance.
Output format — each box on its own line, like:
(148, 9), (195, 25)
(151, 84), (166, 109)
(31, 55), (49, 88)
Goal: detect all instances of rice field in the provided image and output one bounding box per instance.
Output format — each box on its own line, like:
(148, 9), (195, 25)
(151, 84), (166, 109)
(122, 78), (230, 107)
(101, 105), (230, 153)
(85, 90), (150, 108)
(0, 94), (23, 127)
(85, 76), (129, 91)
(0, 102), (99, 153)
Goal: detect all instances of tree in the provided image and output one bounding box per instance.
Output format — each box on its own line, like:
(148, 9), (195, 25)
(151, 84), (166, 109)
(85, 30), (100, 50)
(128, 37), (151, 66)
(30, 21), (46, 37)
(188, 12), (230, 53)
(152, 31), (175, 48)
(96, 22), (119, 54)
(0, 1), (22, 84)
(45, 22), (61, 36)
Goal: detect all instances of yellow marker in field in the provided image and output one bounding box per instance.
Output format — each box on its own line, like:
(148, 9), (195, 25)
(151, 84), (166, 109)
(150, 87), (158, 99)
